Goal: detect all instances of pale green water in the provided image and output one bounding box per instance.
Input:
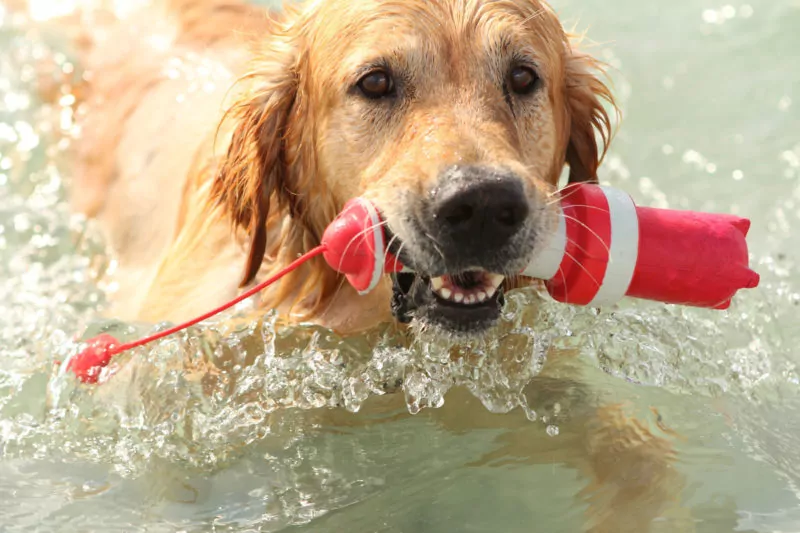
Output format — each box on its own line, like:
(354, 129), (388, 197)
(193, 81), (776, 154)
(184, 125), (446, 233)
(0, 1), (799, 532)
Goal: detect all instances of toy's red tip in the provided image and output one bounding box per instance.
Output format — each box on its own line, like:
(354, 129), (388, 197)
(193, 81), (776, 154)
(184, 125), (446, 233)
(67, 333), (120, 384)
(730, 217), (751, 236)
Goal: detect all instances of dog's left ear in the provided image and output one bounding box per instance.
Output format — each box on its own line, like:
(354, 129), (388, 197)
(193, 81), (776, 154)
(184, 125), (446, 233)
(563, 45), (617, 184)
(213, 21), (320, 287)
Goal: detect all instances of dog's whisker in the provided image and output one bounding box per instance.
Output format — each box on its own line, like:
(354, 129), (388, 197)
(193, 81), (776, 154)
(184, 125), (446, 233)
(547, 182), (583, 196)
(317, 274), (351, 319)
(556, 263), (569, 303)
(423, 231), (447, 264)
(393, 241), (408, 271)
(562, 249), (602, 289)
(420, 224), (446, 248)
(382, 232), (402, 270)
(545, 182), (586, 205)
(561, 214), (611, 257)
(561, 235), (600, 263)
(335, 219), (389, 274)
(547, 203), (611, 214)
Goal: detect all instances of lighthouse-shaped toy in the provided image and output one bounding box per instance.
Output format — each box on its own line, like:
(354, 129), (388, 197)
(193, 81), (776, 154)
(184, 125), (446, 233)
(321, 184), (760, 310)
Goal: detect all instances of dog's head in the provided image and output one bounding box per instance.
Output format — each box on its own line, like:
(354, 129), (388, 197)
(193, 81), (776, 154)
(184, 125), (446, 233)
(213, 0), (615, 334)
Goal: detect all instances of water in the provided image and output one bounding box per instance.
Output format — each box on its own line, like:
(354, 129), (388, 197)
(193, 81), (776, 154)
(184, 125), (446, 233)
(0, 0), (799, 531)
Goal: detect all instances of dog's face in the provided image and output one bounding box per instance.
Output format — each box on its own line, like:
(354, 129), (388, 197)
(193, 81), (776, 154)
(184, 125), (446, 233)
(214, 0), (614, 335)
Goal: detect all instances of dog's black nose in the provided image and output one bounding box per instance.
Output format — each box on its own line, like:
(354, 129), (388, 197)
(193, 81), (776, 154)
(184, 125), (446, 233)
(430, 166), (529, 249)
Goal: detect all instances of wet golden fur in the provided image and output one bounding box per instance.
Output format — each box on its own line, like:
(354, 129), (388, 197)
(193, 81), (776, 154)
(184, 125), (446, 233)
(60, 0), (695, 530)
(71, 0), (613, 330)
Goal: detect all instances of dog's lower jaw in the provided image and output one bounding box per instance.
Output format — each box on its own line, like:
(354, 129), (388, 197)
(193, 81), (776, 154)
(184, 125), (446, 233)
(390, 272), (507, 335)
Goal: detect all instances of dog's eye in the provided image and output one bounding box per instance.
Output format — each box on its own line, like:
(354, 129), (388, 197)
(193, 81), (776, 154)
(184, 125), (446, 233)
(508, 66), (539, 95)
(357, 70), (395, 99)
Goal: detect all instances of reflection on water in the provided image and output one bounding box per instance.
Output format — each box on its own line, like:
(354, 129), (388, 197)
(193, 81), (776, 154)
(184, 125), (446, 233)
(1, 0), (799, 532)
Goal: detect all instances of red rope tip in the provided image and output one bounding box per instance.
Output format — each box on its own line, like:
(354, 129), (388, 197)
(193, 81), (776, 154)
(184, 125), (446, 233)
(68, 333), (120, 384)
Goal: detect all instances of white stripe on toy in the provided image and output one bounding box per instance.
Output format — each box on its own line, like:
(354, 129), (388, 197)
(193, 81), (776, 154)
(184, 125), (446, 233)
(587, 186), (640, 307)
(521, 210), (567, 280)
(363, 200), (385, 295)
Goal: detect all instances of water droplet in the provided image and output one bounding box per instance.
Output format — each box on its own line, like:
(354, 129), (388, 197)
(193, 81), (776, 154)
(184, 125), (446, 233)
(721, 5), (736, 19)
(702, 9), (719, 24)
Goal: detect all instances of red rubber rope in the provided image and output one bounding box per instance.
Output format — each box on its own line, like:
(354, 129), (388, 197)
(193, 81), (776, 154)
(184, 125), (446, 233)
(105, 245), (328, 356)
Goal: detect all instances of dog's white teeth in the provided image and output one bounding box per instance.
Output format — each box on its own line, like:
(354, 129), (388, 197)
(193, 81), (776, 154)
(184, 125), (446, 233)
(487, 273), (505, 290)
(430, 271), (504, 305)
(483, 273), (505, 298)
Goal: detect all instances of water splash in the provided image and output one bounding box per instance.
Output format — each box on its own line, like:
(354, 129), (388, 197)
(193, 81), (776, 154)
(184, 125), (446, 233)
(1, 1), (800, 531)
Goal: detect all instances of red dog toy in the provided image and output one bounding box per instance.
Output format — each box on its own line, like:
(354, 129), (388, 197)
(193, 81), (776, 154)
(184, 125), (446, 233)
(321, 184), (759, 308)
(64, 184), (759, 383)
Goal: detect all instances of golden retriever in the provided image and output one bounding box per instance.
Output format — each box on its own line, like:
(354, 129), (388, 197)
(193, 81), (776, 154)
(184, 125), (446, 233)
(55, 0), (693, 530)
(72, 0), (615, 334)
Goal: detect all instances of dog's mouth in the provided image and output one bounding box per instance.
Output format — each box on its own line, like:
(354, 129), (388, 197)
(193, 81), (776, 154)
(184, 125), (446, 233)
(391, 268), (507, 334)
(429, 270), (505, 305)
(380, 184), (538, 334)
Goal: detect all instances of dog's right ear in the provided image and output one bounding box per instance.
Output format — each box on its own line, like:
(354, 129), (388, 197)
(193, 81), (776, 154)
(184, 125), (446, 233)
(563, 43), (617, 184)
(212, 27), (303, 287)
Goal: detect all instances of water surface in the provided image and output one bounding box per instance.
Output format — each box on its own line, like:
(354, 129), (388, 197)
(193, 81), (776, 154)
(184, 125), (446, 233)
(0, 0), (799, 531)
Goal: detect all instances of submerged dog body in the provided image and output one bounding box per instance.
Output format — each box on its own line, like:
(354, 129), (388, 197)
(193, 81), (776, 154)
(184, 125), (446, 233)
(74, 0), (612, 335)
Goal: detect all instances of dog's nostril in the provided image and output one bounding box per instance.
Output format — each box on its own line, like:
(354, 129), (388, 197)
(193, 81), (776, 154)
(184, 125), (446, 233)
(443, 204), (474, 226)
(496, 206), (523, 227)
